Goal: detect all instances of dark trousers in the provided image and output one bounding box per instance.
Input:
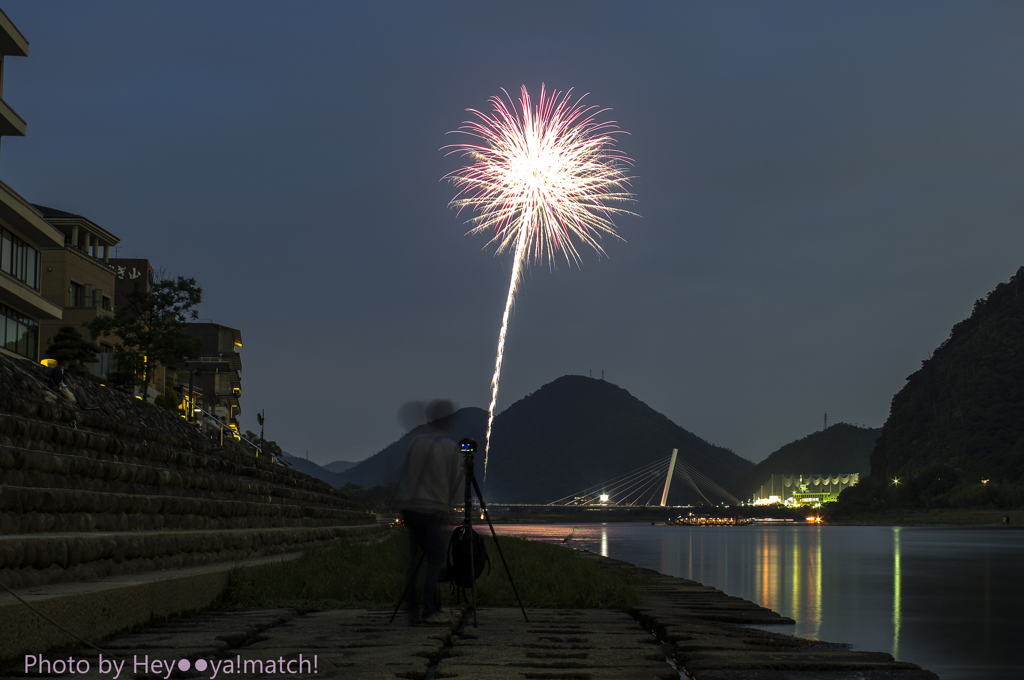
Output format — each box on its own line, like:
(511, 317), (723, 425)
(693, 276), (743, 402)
(402, 509), (448, 618)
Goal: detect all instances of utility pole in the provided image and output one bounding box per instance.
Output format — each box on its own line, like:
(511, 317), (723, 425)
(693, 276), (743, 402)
(823, 412), (827, 431)
(257, 410), (265, 459)
(601, 369), (604, 380)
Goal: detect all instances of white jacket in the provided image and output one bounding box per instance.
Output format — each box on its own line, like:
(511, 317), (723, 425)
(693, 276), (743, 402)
(394, 433), (465, 514)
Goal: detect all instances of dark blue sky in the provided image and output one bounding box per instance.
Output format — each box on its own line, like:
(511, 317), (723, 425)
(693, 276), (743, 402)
(4, 1), (1023, 464)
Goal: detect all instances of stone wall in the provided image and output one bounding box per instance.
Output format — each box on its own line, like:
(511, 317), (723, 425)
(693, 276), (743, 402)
(0, 353), (381, 590)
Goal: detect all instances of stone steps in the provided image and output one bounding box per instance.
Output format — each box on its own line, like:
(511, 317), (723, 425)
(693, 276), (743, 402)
(0, 353), (383, 593)
(0, 524), (383, 590)
(1, 454), (349, 512)
(0, 486), (367, 532)
(0, 509), (364, 534)
(0, 422), (356, 510)
(0, 440), (370, 533)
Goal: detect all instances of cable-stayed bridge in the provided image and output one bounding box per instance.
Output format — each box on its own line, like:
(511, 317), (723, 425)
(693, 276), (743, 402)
(483, 449), (740, 509)
(547, 448), (740, 507)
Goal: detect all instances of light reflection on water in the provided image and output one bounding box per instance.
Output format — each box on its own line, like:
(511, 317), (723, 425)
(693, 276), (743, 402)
(893, 526), (901, 659)
(491, 521), (1024, 680)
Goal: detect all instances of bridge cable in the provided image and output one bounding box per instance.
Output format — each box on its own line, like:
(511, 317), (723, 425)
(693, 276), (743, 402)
(547, 457), (669, 505)
(610, 463), (671, 505)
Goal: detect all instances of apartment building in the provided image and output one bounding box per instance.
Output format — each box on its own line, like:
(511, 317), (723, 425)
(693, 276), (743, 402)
(35, 205), (120, 368)
(0, 9), (64, 362)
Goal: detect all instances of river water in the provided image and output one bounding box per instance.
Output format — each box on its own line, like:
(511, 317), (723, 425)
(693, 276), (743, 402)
(489, 522), (1024, 680)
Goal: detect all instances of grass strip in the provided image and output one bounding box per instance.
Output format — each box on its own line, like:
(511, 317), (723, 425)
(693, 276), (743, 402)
(219, 530), (642, 611)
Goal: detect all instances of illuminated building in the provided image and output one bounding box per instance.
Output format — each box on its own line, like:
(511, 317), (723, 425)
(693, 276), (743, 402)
(0, 9), (64, 362)
(751, 473), (860, 507)
(181, 322), (243, 432)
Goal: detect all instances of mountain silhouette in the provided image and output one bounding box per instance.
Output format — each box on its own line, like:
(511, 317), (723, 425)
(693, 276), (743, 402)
(280, 451), (346, 488)
(481, 375), (753, 504)
(729, 423), (880, 502)
(324, 460), (358, 474)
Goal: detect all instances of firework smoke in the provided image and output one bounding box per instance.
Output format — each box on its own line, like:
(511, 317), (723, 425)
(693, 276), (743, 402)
(445, 84), (635, 478)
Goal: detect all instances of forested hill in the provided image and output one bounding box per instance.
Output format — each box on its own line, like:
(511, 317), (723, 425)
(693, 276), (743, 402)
(483, 375), (753, 504)
(836, 266), (1024, 514)
(729, 423), (880, 502)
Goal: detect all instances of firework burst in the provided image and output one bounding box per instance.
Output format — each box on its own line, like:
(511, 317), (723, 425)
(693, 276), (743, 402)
(445, 84), (636, 478)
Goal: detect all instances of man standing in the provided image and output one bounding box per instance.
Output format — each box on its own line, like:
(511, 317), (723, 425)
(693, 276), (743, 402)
(394, 399), (464, 625)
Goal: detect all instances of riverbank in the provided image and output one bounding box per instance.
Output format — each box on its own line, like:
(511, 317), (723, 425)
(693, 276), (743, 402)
(829, 507), (1024, 526)
(0, 534), (939, 679)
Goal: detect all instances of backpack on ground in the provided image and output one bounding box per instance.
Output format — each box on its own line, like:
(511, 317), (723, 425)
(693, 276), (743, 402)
(446, 523), (490, 589)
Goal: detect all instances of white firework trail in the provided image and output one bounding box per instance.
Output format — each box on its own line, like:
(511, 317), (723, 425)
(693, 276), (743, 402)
(445, 84), (636, 478)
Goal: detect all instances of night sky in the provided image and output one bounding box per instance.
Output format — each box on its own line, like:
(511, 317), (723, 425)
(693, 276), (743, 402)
(3, 2), (1022, 465)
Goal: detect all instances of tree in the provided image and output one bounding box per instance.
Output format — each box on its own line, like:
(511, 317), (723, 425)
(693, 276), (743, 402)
(154, 385), (184, 411)
(154, 371), (185, 411)
(45, 325), (100, 370)
(89, 275), (203, 401)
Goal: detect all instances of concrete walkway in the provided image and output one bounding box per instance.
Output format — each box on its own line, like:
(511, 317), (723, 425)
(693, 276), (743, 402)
(2, 606), (677, 680)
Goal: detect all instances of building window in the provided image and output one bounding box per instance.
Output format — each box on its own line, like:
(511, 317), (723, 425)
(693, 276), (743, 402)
(0, 226), (41, 290)
(1, 229), (10, 273)
(0, 303), (39, 361)
(70, 281), (85, 307)
(25, 247), (36, 288)
(102, 295), (111, 311)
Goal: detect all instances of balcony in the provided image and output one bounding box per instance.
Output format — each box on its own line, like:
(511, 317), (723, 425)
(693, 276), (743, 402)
(192, 353), (242, 371)
(0, 98), (26, 138)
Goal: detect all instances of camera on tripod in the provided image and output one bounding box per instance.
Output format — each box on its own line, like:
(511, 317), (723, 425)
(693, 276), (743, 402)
(459, 438), (478, 455)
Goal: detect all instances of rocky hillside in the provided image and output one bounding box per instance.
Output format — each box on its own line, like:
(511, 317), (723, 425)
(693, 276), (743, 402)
(836, 266), (1024, 514)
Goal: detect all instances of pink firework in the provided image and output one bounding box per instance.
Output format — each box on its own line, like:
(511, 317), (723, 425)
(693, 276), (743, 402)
(445, 84), (636, 478)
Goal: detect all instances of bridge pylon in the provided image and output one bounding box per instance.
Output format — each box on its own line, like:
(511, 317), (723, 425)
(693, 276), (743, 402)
(659, 448), (679, 506)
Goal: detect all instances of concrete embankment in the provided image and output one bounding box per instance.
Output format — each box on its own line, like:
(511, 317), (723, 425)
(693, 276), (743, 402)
(1, 547), (938, 679)
(0, 351), (383, 657)
(619, 554), (937, 679)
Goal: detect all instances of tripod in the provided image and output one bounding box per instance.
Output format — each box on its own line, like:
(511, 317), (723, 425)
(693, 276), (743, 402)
(389, 438), (528, 627)
(458, 438), (529, 626)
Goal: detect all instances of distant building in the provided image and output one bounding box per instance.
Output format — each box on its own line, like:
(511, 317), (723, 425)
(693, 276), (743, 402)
(108, 258), (155, 309)
(181, 322), (243, 432)
(34, 205), (121, 374)
(751, 473), (860, 507)
(0, 9), (64, 363)
(107, 258), (162, 397)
